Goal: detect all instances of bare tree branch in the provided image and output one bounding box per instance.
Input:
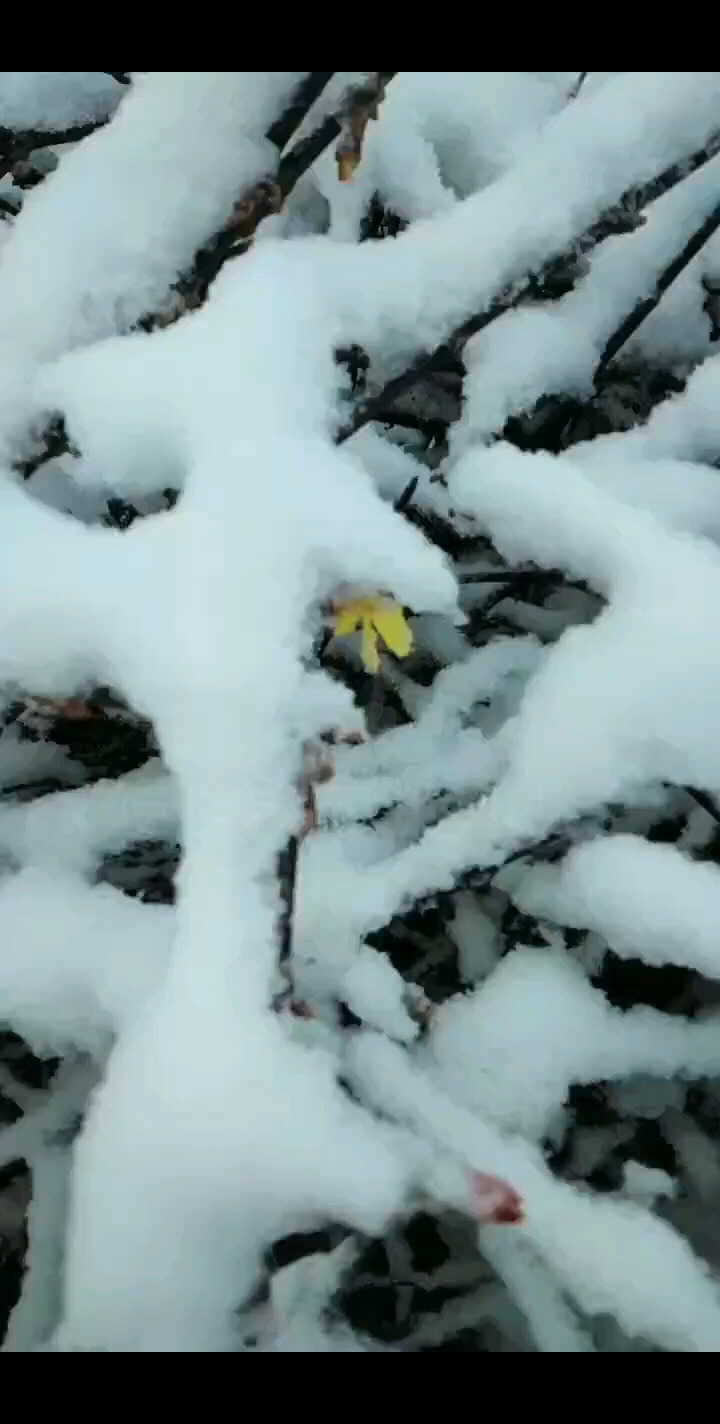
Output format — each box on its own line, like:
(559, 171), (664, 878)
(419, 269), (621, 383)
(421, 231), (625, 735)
(337, 131), (720, 443)
(568, 72), (589, 100)
(190, 72), (397, 303)
(0, 119), (107, 180)
(266, 72), (336, 151)
(595, 198), (720, 379)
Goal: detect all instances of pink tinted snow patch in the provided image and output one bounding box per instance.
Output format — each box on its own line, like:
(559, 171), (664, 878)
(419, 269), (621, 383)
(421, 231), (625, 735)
(469, 1171), (525, 1225)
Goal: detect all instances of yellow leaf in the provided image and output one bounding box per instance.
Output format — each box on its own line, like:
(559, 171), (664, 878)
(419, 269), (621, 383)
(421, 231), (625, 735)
(334, 604), (365, 637)
(372, 602), (414, 661)
(332, 595), (413, 674)
(361, 619), (381, 674)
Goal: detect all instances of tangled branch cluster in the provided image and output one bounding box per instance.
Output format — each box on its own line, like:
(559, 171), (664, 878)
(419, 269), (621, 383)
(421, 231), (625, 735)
(3, 71), (720, 1353)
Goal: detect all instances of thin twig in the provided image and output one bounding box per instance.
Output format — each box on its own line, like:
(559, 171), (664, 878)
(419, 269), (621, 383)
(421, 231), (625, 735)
(459, 567), (590, 595)
(336, 73), (395, 181)
(433, 829), (575, 906)
(276, 731), (366, 989)
(595, 198), (720, 379)
(16, 419), (70, 481)
(394, 477), (419, 513)
(683, 785), (720, 825)
(277, 834), (301, 970)
(460, 567), (552, 585)
(266, 72), (336, 151)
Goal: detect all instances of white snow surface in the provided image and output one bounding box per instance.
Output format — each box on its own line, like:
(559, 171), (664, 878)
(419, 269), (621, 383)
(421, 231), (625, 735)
(2, 70), (720, 1353)
(0, 73), (122, 132)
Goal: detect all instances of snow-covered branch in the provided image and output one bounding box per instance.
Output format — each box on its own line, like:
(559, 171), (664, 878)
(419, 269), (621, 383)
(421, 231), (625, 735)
(3, 70), (720, 1355)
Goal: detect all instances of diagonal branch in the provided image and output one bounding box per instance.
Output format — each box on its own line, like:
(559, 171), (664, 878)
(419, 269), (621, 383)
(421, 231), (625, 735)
(15, 75), (398, 476)
(0, 119), (108, 181)
(266, 72), (336, 151)
(337, 131), (720, 443)
(595, 198), (720, 379)
(459, 566), (590, 597)
(190, 72), (397, 304)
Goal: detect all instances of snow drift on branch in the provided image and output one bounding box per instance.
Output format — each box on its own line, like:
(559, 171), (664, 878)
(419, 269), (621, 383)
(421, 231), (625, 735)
(4, 69), (720, 1354)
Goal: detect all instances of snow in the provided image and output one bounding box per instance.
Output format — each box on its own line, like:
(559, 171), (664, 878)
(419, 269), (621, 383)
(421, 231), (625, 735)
(0, 73), (306, 456)
(0, 866), (171, 1055)
(346, 1031), (720, 1351)
(0, 764), (177, 875)
(455, 150), (720, 449)
(0, 73), (122, 132)
(286, 653), (720, 995)
(426, 947), (720, 1140)
(513, 834), (720, 981)
(5, 232), (458, 1350)
(480, 1230), (594, 1352)
(568, 449), (720, 544)
(312, 72), (569, 241)
(439, 447), (720, 848)
(447, 891), (500, 984)
(3, 69), (720, 1353)
(347, 72), (720, 361)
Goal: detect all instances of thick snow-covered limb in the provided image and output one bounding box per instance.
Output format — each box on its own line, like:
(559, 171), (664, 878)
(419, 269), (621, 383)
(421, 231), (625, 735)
(346, 73), (720, 359)
(0, 472), (123, 696)
(419, 635), (545, 733)
(0, 867), (171, 1056)
(439, 447), (720, 849)
(566, 448), (720, 544)
(626, 348), (720, 464)
(513, 835), (720, 981)
(426, 948), (720, 1140)
(317, 727), (497, 825)
(296, 638), (546, 960)
(480, 1230), (594, 1352)
(0, 764), (177, 876)
(3, 1144), (74, 1353)
(451, 444), (655, 591)
(0, 72), (305, 453)
(30, 238), (465, 1353)
(0, 73), (122, 133)
(0, 1056), (99, 1172)
(9, 69), (720, 1355)
(346, 1033), (720, 1351)
(1, 1059), (99, 1354)
(313, 635), (541, 821)
(454, 151), (720, 448)
(54, 995), (413, 1351)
